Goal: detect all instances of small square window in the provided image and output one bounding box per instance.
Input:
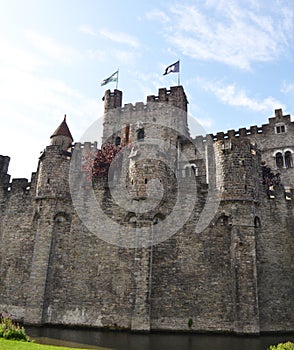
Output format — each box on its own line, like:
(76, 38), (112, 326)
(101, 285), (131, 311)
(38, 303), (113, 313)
(276, 124), (286, 134)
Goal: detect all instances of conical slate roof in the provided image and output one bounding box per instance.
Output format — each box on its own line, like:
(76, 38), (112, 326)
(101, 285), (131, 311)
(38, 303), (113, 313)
(50, 115), (73, 141)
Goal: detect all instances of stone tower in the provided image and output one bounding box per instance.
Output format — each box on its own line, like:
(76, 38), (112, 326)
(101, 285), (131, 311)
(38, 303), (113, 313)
(25, 117), (73, 325)
(99, 86), (191, 331)
(214, 136), (261, 333)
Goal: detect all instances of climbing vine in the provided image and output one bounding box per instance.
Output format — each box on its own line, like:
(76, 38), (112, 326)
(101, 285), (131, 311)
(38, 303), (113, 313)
(261, 161), (281, 187)
(81, 143), (122, 181)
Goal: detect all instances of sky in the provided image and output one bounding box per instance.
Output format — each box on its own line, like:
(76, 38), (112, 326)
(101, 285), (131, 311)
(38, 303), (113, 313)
(0, 0), (294, 179)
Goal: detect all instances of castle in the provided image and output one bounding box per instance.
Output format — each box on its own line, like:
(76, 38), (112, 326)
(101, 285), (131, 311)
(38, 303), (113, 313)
(0, 86), (293, 334)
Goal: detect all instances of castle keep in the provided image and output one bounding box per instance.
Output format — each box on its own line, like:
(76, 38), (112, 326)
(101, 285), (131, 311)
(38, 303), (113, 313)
(0, 86), (293, 334)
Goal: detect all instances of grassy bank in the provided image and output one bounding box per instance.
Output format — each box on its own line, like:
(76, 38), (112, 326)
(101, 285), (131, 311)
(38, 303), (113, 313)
(0, 338), (112, 350)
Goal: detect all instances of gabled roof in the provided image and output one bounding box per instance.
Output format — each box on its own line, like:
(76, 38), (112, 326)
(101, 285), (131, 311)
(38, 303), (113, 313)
(50, 115), (73, 141)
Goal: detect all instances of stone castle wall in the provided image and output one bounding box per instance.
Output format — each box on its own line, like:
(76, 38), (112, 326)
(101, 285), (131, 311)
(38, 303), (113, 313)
(0, 86), (293, 334)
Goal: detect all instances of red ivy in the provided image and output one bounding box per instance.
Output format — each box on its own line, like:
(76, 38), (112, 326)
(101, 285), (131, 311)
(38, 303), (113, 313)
(81, 143), (122, 181)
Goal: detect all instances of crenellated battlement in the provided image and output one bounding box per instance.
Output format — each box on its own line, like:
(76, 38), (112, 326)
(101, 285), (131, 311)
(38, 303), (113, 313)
(194, 109), (294, 143)
(147, 86), (188, 112)
(210, 125), (263, 140)
(10, 178), (30, 191)
(0, 171), (37, 195)
(0, 154), (36, 194)
(199, 101), (291, 143)
(208, 108), (292, 141)
(74, 141), (98, 153)
(103, 86), (188, 115)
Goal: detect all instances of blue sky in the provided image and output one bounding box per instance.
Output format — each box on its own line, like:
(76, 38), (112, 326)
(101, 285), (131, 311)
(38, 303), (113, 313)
(0, 0), (293, 179)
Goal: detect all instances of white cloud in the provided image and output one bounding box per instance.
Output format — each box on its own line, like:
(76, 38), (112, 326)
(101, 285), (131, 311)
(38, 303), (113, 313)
(99, 28), (140, 48)
(25, 30), (80, 64)
(198, 77), (284, 112)
(79, 25), (97, 36)
(281, 81), (294, 94)
(145, 9), (170, 23)
(0, 38), (46, 73)
(87, 48), (106, 61)
(154, 1), (294, 69)
(113, 49), (140, 64)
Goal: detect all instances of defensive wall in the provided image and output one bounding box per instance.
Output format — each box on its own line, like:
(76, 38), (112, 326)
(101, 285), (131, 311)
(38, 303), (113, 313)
(0, 86), (293, 334)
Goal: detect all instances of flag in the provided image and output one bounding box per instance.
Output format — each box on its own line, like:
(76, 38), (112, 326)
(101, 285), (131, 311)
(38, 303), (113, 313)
(163, 61), (180, 75)
(101, 70), (118, 86)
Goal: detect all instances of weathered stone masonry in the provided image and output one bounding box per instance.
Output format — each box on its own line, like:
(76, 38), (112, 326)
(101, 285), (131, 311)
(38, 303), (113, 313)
(0, 86), (293, 334)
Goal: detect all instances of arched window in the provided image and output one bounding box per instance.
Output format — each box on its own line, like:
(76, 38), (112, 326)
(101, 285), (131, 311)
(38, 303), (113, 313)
(125, 212), (136, 227)
(152, 213), (165, 224)
(254, 216), (261, 228)
(183, 164), (198, 177)
(222, 215), (229, 226)
(191, 164), (198, 176)
(217, 214), (231, 226)
(54, 212), (70, 223)
(115, 136), (121, 146)
(275, 152), (284, 168)
(137, 129), (145, 141)
(285, 151), (293, 168)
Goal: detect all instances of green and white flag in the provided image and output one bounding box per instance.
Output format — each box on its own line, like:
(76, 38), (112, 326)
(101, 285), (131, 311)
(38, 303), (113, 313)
(101, 70), (118, 86)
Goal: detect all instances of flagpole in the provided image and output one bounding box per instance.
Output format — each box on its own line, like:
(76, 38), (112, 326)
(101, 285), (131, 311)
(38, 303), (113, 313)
(178, 59), (180, 86)
(116, 68), (119, 90)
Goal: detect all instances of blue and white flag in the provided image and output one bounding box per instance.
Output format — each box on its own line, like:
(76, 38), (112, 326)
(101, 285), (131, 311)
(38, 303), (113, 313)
(101, 70), (118, 86)
(163, 61), (180, 75)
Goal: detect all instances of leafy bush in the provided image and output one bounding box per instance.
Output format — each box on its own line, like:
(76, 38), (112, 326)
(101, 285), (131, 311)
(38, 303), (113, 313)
(268, 341), (294, 350)
(0, 317), (30, 342)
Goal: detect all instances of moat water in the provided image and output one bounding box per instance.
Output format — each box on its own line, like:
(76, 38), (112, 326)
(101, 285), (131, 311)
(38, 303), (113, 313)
(26, 326), (294, 350)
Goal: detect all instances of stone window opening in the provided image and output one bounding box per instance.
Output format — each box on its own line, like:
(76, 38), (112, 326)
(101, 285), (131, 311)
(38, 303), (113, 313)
(217, 214), (232, 226)
(254, 216), (261, 228)
(285, 151), (293, 168)
(183, 163), (198, 177)
(152, 213), (165, 224)
(125, 212), (136, 221)
(125, 212), (136, 227)
(273, 149), (293, 169)
(137, 129), (145, 141)
(191, 164), (198, 176)
(115, 136), (121, 146)
(54, 212), (70, 223)
(275, 152), (284, 169)
(275, 124), (286, 134)
(222, 215), (229, 226)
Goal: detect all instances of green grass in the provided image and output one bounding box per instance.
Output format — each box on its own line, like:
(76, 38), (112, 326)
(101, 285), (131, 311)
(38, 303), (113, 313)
(0, 338), (112, 350)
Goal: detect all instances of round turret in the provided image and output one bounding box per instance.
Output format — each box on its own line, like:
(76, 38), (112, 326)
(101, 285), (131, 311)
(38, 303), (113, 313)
(50, 115), (73, 151)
